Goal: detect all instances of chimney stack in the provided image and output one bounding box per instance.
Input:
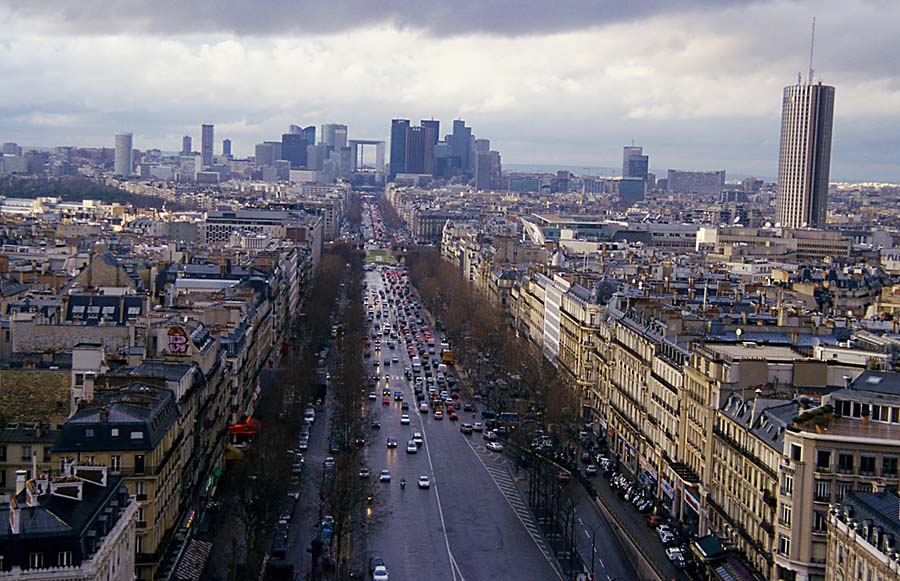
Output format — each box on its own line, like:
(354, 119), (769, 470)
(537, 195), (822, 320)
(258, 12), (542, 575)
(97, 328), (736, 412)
(15, 469), (28, 496)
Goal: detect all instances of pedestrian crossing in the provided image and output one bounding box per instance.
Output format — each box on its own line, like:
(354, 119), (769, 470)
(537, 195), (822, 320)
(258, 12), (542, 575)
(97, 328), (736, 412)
(465, 440), (560, 576)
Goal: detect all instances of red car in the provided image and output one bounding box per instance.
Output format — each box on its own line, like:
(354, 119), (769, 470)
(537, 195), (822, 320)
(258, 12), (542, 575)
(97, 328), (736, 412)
(558, 471), (572, 483)
(382, 397), (390, 405)
(449, 412), (459, 421)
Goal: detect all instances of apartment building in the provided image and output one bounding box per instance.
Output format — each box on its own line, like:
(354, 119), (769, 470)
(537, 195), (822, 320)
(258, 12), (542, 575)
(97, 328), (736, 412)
(826, 491), (900, 581)
(775, 372), (900, 581)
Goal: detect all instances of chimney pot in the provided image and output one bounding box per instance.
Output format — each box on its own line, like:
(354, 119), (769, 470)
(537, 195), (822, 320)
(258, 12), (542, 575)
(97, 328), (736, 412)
(15, 469), (28, 496)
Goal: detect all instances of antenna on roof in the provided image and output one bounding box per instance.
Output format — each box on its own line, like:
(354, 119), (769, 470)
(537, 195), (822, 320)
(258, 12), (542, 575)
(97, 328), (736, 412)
(808, 17), (816, 84)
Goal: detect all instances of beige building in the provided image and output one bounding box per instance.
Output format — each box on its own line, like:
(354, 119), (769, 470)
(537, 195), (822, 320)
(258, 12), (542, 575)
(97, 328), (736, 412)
(826, 491), (900, 581)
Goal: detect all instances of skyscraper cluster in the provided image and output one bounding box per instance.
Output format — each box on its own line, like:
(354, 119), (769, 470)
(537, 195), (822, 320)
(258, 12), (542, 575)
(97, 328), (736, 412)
(389, 118), (501, 188)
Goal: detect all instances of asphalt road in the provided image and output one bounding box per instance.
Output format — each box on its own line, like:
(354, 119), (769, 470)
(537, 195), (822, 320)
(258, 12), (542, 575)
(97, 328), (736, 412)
(361, 267), (561, 581)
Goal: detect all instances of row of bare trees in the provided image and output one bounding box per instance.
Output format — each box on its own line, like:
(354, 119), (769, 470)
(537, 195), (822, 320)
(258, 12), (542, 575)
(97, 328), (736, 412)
(219, 243), (359, 580)
(404, 246), (580, 448)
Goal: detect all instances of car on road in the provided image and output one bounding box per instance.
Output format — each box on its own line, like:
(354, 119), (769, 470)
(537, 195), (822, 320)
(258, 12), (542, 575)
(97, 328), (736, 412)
(386, 437), (398, 448)
(419, 403), (429, 413)
(324, 457), (335, 470)
(472, 422), (484, 432)
(647, 514), (664, 528)
(359, 467), (370, 478)
(448, 411), (459, 421)
(433, 410), (444, 420)
(657, 525), (676, 545)
(401, 402), (410, 411)
(382, 397), (390, 406)
(418, 475), (431, 489)
(371, 419), (381, 429)
(406, 440), (418, 453)
(460, 423), (473, 434)
(557, 470), (572, 483)
(368, 392), (377, 400)
(412, 432), (423, 446)
(585, 464), (598, 475)
(400, 414), (410, 425)
(372, 565), (389, 581)
(483, 430), (498, 441)
(665, 547), (687, 568)
(368, 557), (385, 577)
(486, 441), (504, 452)
(393, 391), (403, 401)
(379, 470), (391, 482)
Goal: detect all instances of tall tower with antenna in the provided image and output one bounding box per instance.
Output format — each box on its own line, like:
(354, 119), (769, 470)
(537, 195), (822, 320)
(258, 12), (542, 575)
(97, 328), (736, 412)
(776, 17), (835, 229)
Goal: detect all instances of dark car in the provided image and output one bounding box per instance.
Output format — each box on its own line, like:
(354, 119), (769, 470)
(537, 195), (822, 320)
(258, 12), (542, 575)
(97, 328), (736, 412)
(371, 419), (382, 429)
(368, 557), (385, 576)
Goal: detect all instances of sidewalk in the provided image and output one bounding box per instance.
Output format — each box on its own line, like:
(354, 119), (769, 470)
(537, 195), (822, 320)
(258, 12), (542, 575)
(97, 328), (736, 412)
(576, 471), (690, 581)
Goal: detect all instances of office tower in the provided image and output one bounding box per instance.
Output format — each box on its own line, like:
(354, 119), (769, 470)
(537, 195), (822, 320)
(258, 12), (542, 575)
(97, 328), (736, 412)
(255, 143), (276, 167)
(113, 132), (133, 176)
(307, 143), (326, 171)
(289, 124), (302, 135)
(450, 120), (472, 172)
(776, 81), (835, 228)
(222, 139), (232, 157)
(421, 119), (440, 144)
(201, 124), (214, 166)
(434, 142), (451, 178)
(181, 136), (192, 156)
(302, 126), (316, 149)
(2, 142), (21, 155)
(474, 150), (502, 191)
(321, 124), (348, 149)
(405, 125), (435, 175)
(389, 119), (410, 179)
(474, 138), (490, 154)
(282, 133), (307, 168)
(623, 146), (649, 181)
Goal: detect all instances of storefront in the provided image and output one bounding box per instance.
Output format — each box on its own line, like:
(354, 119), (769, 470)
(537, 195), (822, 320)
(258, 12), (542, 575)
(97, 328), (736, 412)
(683, 487), (702, 536)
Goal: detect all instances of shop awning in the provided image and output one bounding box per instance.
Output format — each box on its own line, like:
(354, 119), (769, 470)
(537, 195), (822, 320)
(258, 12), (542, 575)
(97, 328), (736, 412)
(224, 445), (245, 461)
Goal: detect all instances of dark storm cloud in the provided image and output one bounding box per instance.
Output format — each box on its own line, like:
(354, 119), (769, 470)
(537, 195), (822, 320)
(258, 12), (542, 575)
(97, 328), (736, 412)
(3, 0), (760, 36)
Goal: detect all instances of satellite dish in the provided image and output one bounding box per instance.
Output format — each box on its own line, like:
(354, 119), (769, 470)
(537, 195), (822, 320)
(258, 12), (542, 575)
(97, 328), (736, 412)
(736, 328), (743, 338)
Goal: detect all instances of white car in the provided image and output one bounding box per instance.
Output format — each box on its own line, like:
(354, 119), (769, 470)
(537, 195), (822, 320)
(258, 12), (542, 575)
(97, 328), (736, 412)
(412, 432), (423, 446)
(400, 414), (410, 425)
(373, 565), (389, 581)
(418, 475), (431, 489)
(379, 470), (391, 482)
(486, 441), (504, 452)
(406, 440), (418, 453)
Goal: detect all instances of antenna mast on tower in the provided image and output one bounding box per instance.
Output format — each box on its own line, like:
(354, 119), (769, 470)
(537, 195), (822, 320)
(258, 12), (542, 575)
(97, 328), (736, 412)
(808, 17), (816, 84)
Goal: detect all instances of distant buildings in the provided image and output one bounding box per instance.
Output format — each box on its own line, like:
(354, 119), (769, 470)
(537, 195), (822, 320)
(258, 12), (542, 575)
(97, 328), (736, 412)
(113, 133), (133, 177)
(666, 169), (726, 195)
(389, 119), (410, 179)
(222, 138), (231, 158)
(622, 146), (649, 181)
(200, 124), (214, 167)
(777, 82), (835, 228)
(180, 136), (192, 157)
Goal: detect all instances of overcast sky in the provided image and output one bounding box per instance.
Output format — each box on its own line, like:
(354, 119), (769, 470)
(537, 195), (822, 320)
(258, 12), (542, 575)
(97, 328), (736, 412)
(1, 0), (898, 181)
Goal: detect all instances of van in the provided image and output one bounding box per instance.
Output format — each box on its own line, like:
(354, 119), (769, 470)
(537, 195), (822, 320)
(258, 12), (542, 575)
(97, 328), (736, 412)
(304, 408), (316, 424)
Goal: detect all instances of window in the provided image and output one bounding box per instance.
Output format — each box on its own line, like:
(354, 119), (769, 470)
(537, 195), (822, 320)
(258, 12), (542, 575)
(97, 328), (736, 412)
(0, 445), (6, 461)
(111, 428), (119, 437)
(58, 551), (72, 567)
(136, 535), (144, 555)
(134, 455), (145, 475)
(28, 552), (43, 569)
(836, 481), (853, 502)
(21, 445), (32, 461)
(791, 444), (802, 462)
(110, 455), (121, 472)
(814, 479), (831, 502)
(778, 535), (791, 556)
(838, 453), (854, 474)
(883, 457), (898, 478)
(780, 504), (792, 526)
(813, 511), (827, 533)
(74, 373), (84, 387)
(816, 450), (832, 471)
(85, 428), (94, 438)
(134, 480), (145, 499)
(43, 447), (51, 462)
(860, 456), (876, 476)
(130, 431), (144, 440)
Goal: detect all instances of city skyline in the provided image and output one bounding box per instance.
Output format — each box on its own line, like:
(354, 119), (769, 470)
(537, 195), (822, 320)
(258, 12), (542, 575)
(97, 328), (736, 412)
(1, 1), (899, 181)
